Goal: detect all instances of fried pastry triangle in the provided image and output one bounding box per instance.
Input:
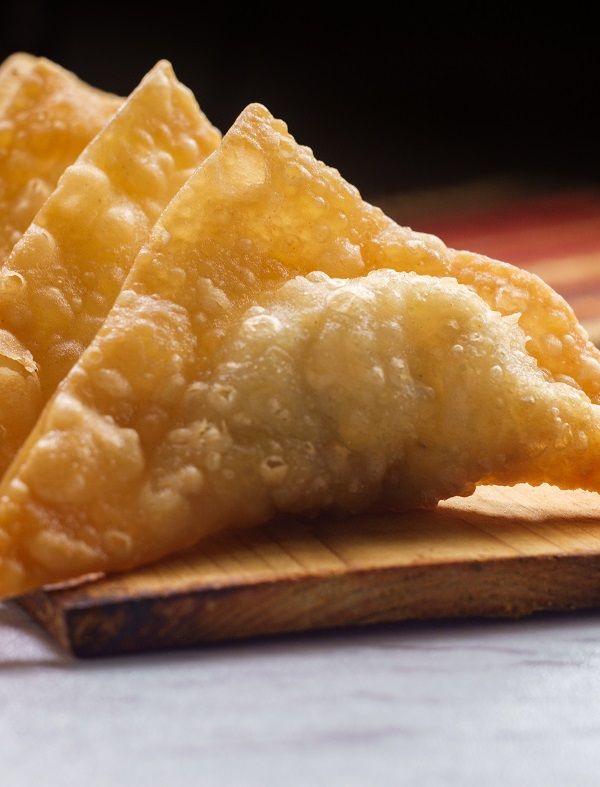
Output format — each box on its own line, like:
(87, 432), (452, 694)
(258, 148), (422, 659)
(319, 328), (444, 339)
(0, 53), (36, 113)
(0, 103), (599, 598)
(0, 54), (123, 259)
(0, 60), (220, 475)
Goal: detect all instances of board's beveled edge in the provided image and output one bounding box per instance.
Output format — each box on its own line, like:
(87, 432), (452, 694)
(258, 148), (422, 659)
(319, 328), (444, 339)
(18, 550), (600, 658)
(18, 590), (73, 654)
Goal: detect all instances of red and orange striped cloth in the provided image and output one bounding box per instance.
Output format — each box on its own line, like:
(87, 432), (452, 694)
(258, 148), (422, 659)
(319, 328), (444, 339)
(382, 185), (600, 344)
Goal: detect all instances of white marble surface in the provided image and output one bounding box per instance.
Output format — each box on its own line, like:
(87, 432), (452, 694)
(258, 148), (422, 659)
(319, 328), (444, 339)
(2, 602), (600, 786)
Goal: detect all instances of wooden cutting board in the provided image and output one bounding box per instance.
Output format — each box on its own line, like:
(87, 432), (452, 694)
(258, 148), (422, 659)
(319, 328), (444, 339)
(19, 484), (600, 657)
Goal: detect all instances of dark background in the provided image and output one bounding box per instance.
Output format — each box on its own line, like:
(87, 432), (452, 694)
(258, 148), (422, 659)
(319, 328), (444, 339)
(1, 3), (599, 200)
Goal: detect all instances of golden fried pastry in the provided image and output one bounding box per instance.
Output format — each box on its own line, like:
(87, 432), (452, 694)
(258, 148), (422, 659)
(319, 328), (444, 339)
(0, 60), (220, 476)
(0, 54), (122, 259)
(0, 53), (36, 111)
(0, 103), (598, 598)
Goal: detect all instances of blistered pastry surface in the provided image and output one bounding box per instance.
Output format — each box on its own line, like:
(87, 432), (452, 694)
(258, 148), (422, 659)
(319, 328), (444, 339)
(0, 56), (122, 259)
(1, 104), (599, 597)
(0, 60), (220, 476)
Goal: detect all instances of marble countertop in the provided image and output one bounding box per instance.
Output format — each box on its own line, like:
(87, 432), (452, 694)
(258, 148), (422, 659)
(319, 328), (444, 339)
(2, 602), (599, 786)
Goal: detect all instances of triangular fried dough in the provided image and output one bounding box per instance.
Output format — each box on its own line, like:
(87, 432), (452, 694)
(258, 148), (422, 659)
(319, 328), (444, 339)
(1, 103), (600, 598)
(0, 60), (220, 476)
(0, 53), (36, 113)
(0, 54), (123, 259)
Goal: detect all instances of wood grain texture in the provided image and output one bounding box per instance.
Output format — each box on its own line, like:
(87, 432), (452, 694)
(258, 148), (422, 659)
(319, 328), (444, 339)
(19, 483), (600, 657)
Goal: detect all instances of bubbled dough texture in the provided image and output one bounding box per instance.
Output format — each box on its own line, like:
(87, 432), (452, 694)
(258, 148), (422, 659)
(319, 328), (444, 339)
(138, 105), (600, 400)
(0, 102), (599, 597)
(0, 61), (220, 476)
(0, 56), (122, 260)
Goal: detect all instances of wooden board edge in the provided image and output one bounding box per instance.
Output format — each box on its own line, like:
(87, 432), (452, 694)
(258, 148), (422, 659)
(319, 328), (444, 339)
(19, 551), (600, 658)
(18, 591), (73, 654)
